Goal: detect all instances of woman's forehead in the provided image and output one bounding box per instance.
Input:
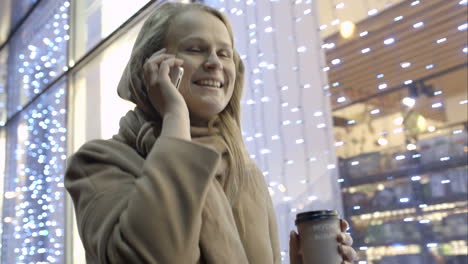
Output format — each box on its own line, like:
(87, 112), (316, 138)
(166, 10), (231, 45)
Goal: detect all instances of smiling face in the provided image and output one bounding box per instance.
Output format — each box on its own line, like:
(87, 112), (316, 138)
(165, 10), (236, 125)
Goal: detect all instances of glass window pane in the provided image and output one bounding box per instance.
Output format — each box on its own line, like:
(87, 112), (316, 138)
(6, 0), (70, 119)
(72, 0), (150, 62)
(2, 78), (67, 264)
(70, 17), (142, 150)
(68, 17), (142, 264)
(319, 0), (468, 263)
(0, 0), (39, 46)
(0, 45), (7, 126)
(0, 127), (5, 261)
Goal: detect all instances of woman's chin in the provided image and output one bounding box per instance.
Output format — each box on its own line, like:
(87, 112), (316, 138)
(189, 109), (223, 125)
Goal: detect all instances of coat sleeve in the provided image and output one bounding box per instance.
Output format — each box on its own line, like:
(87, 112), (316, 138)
(65, 136), (220, 264)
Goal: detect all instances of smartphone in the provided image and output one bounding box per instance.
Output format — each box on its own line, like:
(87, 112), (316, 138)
(169, 66), (184, 90)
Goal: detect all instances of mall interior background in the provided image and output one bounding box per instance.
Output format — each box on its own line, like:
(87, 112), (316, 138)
(0, 0), (466, 263)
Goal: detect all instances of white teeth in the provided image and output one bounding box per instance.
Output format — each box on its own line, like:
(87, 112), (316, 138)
(197, 80), (221, 88)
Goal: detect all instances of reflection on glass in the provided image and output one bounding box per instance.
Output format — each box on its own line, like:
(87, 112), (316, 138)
(69, 17), (142, 264)
(2, 79), (67, 263)
(322, 0), (468, 262)
(0, 0), (39, 45)
(334, 87), (467, 263)
(6, 0), (69, 119)
(0, 45), (7, 125)
(71, 18), (141, 149)
(72, 0), (150, 61)
(0, 127), (5, 261)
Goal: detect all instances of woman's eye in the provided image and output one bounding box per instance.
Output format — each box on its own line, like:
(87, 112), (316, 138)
(219, 51), (231, 58)
(188, 47), (202, 52)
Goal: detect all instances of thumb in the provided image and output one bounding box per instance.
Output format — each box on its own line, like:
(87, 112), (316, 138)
(289, 231), (303, 264)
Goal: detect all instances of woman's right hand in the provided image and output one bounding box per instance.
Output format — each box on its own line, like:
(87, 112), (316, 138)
(143, 48), (187, 118)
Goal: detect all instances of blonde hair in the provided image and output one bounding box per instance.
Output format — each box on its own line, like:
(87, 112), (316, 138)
(126, 2), (260, 206)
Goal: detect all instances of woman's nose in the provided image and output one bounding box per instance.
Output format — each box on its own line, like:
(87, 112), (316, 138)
(203, 53), (222, 70)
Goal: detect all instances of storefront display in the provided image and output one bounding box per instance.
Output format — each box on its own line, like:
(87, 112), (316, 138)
(321, 0), (468, 262)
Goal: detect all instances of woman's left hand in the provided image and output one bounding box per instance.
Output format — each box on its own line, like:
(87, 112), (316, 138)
(289, 219), (357, 264)
(338, 219), (357, 263)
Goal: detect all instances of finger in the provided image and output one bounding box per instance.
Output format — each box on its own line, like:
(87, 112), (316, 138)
(289, 231), (302, 264)
(340, 219), (350, 232)
(143, 62), (156, 90)
(338, 245), (357, 262)
(159, 58), (184, 79)
(148, 48), (167, 59)
(147, 54), (175, 66)
(145, 56), (181, 82)
(143, 61), (160, 89)
(337, 233), (353, 246)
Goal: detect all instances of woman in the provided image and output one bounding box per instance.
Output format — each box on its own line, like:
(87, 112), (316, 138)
(65, 2), (356, 263)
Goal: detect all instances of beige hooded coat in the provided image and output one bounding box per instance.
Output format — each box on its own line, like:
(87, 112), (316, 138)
(65, 3), (281, 264)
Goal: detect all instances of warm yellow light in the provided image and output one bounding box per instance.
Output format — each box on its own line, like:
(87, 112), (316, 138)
(416, 115), (427, 131)
(340, 21), (356, 38)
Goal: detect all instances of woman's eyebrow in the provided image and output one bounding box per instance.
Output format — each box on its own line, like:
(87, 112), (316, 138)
(181, 36), (232, 49)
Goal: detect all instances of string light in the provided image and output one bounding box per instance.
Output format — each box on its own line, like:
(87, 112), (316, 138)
(413, 21), (424, 28)
(378, 83), (388, 90)
(400, 62), (411, 68)
(331, 58), (342, 65)
(431, 102), (443, 108)
(359, 31), (369, 37)
(361, 48), (371, 54)
(402, 97), (416, 107)
(368, 9), (378, 16)
(384, 38), (395, 45)
(2, 1), (69, 263)
(337, 96), (346, 103)
(458, 23), (468, 31)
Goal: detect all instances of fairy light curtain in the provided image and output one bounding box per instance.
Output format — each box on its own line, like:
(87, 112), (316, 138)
(1, 0), (70, 263)
(203, 0), (343, 261)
